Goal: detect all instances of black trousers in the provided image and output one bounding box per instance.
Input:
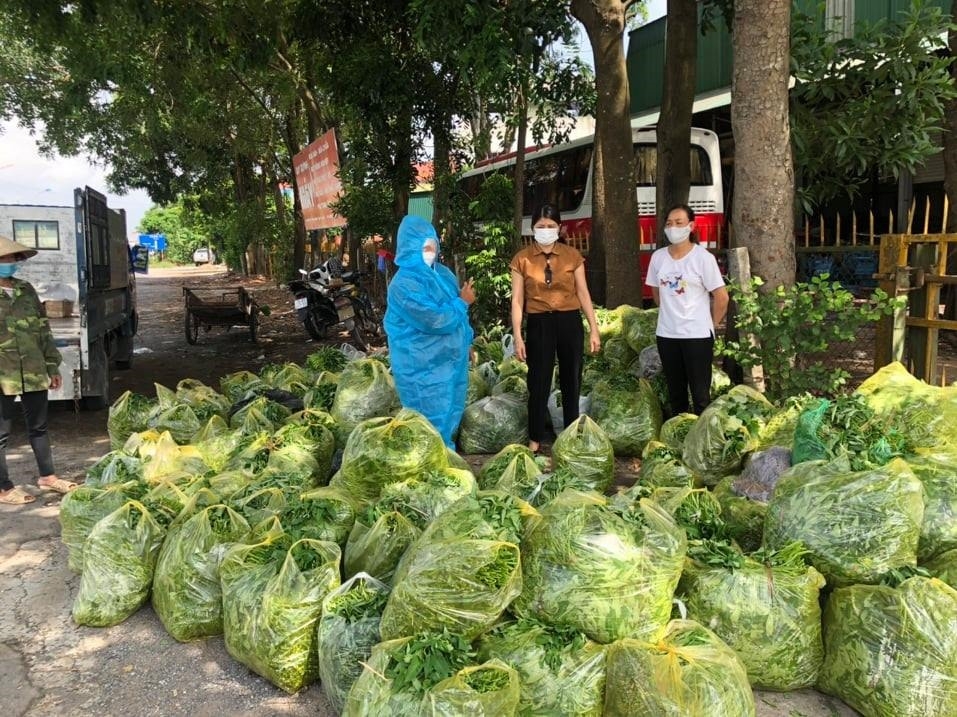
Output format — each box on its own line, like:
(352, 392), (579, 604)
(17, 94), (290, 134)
(0, 391), (55, 491)
(526, 310), (584, 442)
(656, 335), (715, 416)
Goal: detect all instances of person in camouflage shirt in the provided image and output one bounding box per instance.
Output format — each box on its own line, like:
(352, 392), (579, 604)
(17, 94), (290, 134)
(0, 235), (75, 505)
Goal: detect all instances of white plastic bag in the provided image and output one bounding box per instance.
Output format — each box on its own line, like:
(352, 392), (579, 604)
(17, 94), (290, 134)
(548, 390), (591, 432)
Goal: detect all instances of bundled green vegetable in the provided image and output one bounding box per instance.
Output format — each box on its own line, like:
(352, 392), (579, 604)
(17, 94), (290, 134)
(589, 375), (662, 456)
(405, 491), (540, 550)
(479, 452), (542, 499)
(619, 305), (658, 354)
(636, 441), (697, 489)
(317, 574), (391, 713)
(344, 508), (421, 584)
(84, 451), (144, 487)
(174, 379), (231, 422)
(343, 633), (520, 717)
(458, 394), (528, 455)
(107, 391), (156, 450)
(376, 468), (477, 530)
(551, 416), (615, 493)
(792, 394), (917, 469)
(330, 409), (450, 503)
(679, 542), (826, 690)
(274, 416), (336, 483)
(906, 452), (957, 561)
(491, 375), (529, 402)
(220, 535), (341, 693)
(682, 384), (773, 485)
(228, 395), (291, 433)
(478, 619), (606, 716)
(147, 403), (202, 445)
(152, 504), (251, 641)
(466, 367), (491, 405)
(261, 363), (312, 396)
(220, 370), (265, 403)
(72, 500), (168, 627)
(380, 538), (523, 640)
(279, 486), (359, 545)
(603, 620), (756, 717)
(304, 373), (339, 412)
(818, 576), (957, 717)
(305, 346), (349, 374)
(331, 358), (400, 444)
(59, 482), (135, 572)
(478, 445), (538, 488)
(712, 477), (766, 553)
(526, 469), (600, 508)
(855, 361), (957, 451)
(513, 492), (686, 644)
(924, 549), (957, 590)
(764, 457), (924, 586)
(659, 413), (697, 450)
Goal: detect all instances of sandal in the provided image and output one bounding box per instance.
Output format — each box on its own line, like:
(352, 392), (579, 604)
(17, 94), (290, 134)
(0, 486), (36, 505)
(38, 477), (78, 495)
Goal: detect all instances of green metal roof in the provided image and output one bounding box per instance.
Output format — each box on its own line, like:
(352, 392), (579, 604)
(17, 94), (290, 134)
(407, 192), (434, 223)
(627, 0), (949, 117)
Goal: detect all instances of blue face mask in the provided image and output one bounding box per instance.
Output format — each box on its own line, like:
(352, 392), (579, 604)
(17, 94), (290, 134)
(0, 263), (19, 278)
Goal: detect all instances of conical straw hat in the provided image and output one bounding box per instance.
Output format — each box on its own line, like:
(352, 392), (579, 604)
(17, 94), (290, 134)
(0, 235), (38, 260)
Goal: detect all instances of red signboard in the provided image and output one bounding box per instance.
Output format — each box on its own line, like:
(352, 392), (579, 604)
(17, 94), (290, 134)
(293, 129), (343, 230)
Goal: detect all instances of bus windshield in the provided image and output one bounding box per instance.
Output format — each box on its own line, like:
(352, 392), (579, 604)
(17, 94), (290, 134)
(634, 143), (714, 187)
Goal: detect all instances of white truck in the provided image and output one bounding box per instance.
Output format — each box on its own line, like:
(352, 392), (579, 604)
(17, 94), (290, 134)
(0, 187), (139, 408)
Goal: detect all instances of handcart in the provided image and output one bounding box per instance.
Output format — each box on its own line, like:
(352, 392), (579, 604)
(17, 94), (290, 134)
(182, 286), (260, 344)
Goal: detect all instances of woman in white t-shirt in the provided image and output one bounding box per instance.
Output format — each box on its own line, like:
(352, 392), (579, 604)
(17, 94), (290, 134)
(644, 204), (729, 416)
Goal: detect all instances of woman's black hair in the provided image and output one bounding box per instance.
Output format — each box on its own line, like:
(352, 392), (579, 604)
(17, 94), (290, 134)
(665, 203), (695, 222)
(532, 203), (562, 224)
(665, 203), (698, 243)
(532, 203), (567, 244)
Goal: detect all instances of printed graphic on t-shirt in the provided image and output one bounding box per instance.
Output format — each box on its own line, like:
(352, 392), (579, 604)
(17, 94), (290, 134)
(660, 272), (687, 296)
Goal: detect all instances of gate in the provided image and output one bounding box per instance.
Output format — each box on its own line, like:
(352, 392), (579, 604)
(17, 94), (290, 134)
(874, 233), (957, 384)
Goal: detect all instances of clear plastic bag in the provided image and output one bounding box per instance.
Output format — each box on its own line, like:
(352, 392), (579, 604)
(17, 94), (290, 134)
(317, 573), (391, 713)
(458, 395), (528, 455)
(220, 536), (341, 693)
(152, 504), (251, 641)
(72, 500), (167, 627)
(819, 576), (957, 717)
(551, 415), (615, 492)
(680, 553), (826, 690)
(764, 457), (924, 586)
(604, 620), (756, 716)
(380, 538), (522, 641)
(513, 492), (686, 644)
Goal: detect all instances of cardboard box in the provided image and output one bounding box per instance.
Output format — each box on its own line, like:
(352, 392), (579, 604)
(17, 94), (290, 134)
(44, 299), (74, 318)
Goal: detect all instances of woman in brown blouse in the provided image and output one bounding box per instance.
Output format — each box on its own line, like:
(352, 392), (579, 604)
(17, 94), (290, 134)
(510, 204), (601, 452)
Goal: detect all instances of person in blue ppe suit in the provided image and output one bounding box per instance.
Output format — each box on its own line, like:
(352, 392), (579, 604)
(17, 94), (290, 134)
(384, 215), (476, 448)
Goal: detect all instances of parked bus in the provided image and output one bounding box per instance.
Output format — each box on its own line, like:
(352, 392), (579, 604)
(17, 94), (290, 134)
(459, 126), (726, 296)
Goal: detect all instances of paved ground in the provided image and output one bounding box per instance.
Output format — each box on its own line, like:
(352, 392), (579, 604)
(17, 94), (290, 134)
(0, 266), (858, 716)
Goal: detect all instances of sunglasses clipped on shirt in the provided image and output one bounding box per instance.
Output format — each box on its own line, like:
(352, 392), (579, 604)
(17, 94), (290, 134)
(544, 254), (553, 286)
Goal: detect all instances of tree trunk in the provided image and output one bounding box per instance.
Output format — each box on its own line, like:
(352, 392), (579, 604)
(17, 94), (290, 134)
(432, 119), (452, 239)
(282, 109), (307, 278)
(512, 88), (529, 250)
(731, 0), (795, 288)
(571, 0), (640, 307)
(656, 0), (698, 247)
(392, 105), (414, 234)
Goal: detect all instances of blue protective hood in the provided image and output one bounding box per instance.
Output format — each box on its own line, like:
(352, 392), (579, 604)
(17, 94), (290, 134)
(394, 215), (440, 269)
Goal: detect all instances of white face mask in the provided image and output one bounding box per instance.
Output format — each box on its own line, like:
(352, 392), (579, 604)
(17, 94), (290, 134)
(422, 250), (437, 267)
(534, 227), (559, 246)
(665, 225), (692, 245)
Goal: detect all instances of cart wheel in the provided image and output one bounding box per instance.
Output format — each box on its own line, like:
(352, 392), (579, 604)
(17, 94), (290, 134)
(249, 310), (258, 343)
(184, 310), (199, 344)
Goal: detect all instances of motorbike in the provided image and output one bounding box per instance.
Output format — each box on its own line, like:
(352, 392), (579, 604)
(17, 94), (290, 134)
(289, 260), (382, 350)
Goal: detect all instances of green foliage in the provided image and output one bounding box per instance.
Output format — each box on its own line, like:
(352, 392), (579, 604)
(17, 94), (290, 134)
(790, 1), (957, 211)
(459, 173), (516, 332)
(717, 276), (903, 401)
